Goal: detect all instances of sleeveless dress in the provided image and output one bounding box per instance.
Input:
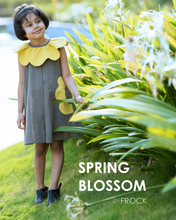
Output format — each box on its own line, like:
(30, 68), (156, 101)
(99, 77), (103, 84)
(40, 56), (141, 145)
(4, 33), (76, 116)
(14, 37), (83, 145)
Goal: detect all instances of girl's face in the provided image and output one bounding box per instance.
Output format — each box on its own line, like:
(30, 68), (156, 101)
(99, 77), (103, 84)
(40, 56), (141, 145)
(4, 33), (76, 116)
(22, 13), (45, 41)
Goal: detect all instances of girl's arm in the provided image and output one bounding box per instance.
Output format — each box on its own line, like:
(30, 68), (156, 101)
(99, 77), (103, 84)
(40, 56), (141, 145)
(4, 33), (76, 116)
(60, 46), (84, 104)
(17, 58), (25, 129)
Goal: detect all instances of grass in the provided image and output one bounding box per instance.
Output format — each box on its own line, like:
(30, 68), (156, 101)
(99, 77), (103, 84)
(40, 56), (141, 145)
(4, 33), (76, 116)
(0, 138), (176, 220)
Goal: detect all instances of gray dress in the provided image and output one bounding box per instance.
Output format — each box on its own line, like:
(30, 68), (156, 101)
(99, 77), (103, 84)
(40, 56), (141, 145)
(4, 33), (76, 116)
(20, 39), (82, 145)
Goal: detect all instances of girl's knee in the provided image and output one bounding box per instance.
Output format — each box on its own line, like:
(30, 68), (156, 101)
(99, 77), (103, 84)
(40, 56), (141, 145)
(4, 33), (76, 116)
(35, 143), (48, 156)
(50, 140), (63, 152)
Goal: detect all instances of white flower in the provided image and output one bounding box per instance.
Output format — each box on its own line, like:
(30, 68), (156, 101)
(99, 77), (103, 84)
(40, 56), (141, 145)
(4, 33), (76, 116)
(101, 0), (124, 15)
(108, 0), (118, 8)
(64, 193), (86, 220)
(148, 30), (156, 39)
(152, 13), (163, 31)
(138, 22), (150, 36)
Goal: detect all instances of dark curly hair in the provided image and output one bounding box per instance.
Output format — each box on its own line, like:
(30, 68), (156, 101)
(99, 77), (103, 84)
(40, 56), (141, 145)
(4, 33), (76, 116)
(13, 5), (49, 41)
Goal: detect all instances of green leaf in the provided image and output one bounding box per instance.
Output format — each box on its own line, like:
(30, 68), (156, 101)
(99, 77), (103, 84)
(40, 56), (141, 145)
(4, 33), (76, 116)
(163, 19), (176, 39)
(86, 12), (101, 39)
(91, 78), (143, 100)
(163, 13), (176, 27)
(165, 34), (176, 52)
(133, 16), (146, 22)
(78, 86), (100, 95)
(172, 0), (176, 11)
(106, 17), (134, 31)
(101, 136), (141, 144)
(104, 143), (133, 152)
(104, 126), (145, 133)
(149, 134), (176, 152)
(79, 56), (103, 66)
(64, 32), (77, 43)
(70, 108), (137, 122)
(8, 98), (17, 101)
(162, 176), (176, 193)
(110, 139), (151, 163)
(93, 98), (176, 118)
(73, 28), (93, 45)
(88, 134), (119, 144)
(127, 115), (175, 130)
(53, 99), (75, 105)
(108, 30), (125, 43)
(110, 146), (141, 163)
(78, 65), (104, 82)
(92, 87), (148, 100)
(81, 118), (110, 126)
(53, 126), (101, 136)
(95, 37), (123, 59)
(84, 45), (112, 63)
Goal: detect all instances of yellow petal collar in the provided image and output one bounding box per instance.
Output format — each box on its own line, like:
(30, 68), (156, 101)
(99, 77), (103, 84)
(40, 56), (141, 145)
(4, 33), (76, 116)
(13, 37), (68, 67)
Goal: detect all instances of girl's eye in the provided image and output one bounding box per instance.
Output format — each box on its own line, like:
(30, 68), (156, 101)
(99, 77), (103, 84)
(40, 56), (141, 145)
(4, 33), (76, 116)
(27, 24), (32, 27)
(36, 20), (41, 23)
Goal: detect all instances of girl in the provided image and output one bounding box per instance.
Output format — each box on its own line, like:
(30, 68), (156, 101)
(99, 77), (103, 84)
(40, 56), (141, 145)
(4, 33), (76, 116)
(13, 4), (84, 206)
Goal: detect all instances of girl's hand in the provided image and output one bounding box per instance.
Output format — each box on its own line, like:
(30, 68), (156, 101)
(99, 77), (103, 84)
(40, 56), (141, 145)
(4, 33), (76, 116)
(75, 95), (84, 105)
(17, 113), (25, 130)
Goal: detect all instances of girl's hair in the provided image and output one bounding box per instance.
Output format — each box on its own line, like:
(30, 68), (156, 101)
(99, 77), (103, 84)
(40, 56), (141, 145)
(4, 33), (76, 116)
(13, 5), (49, 41)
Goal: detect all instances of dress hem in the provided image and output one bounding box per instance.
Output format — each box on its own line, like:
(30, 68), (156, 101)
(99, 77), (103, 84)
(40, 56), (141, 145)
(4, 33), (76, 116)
(24, 132), (83, 145)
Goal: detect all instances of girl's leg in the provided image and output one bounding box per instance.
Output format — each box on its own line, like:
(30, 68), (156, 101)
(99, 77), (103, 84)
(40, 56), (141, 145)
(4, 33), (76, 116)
(34, 143), (49, 190)
(49, 140), (64, 190)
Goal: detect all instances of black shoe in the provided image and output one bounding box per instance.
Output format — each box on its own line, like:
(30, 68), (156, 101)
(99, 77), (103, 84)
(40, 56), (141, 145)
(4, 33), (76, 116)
(47, 183), (62, 206)
(34, 186), (48, 205)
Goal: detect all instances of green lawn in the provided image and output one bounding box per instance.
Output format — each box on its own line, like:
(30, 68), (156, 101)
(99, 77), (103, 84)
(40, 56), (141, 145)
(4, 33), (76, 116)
(0, 138), (175, 220)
